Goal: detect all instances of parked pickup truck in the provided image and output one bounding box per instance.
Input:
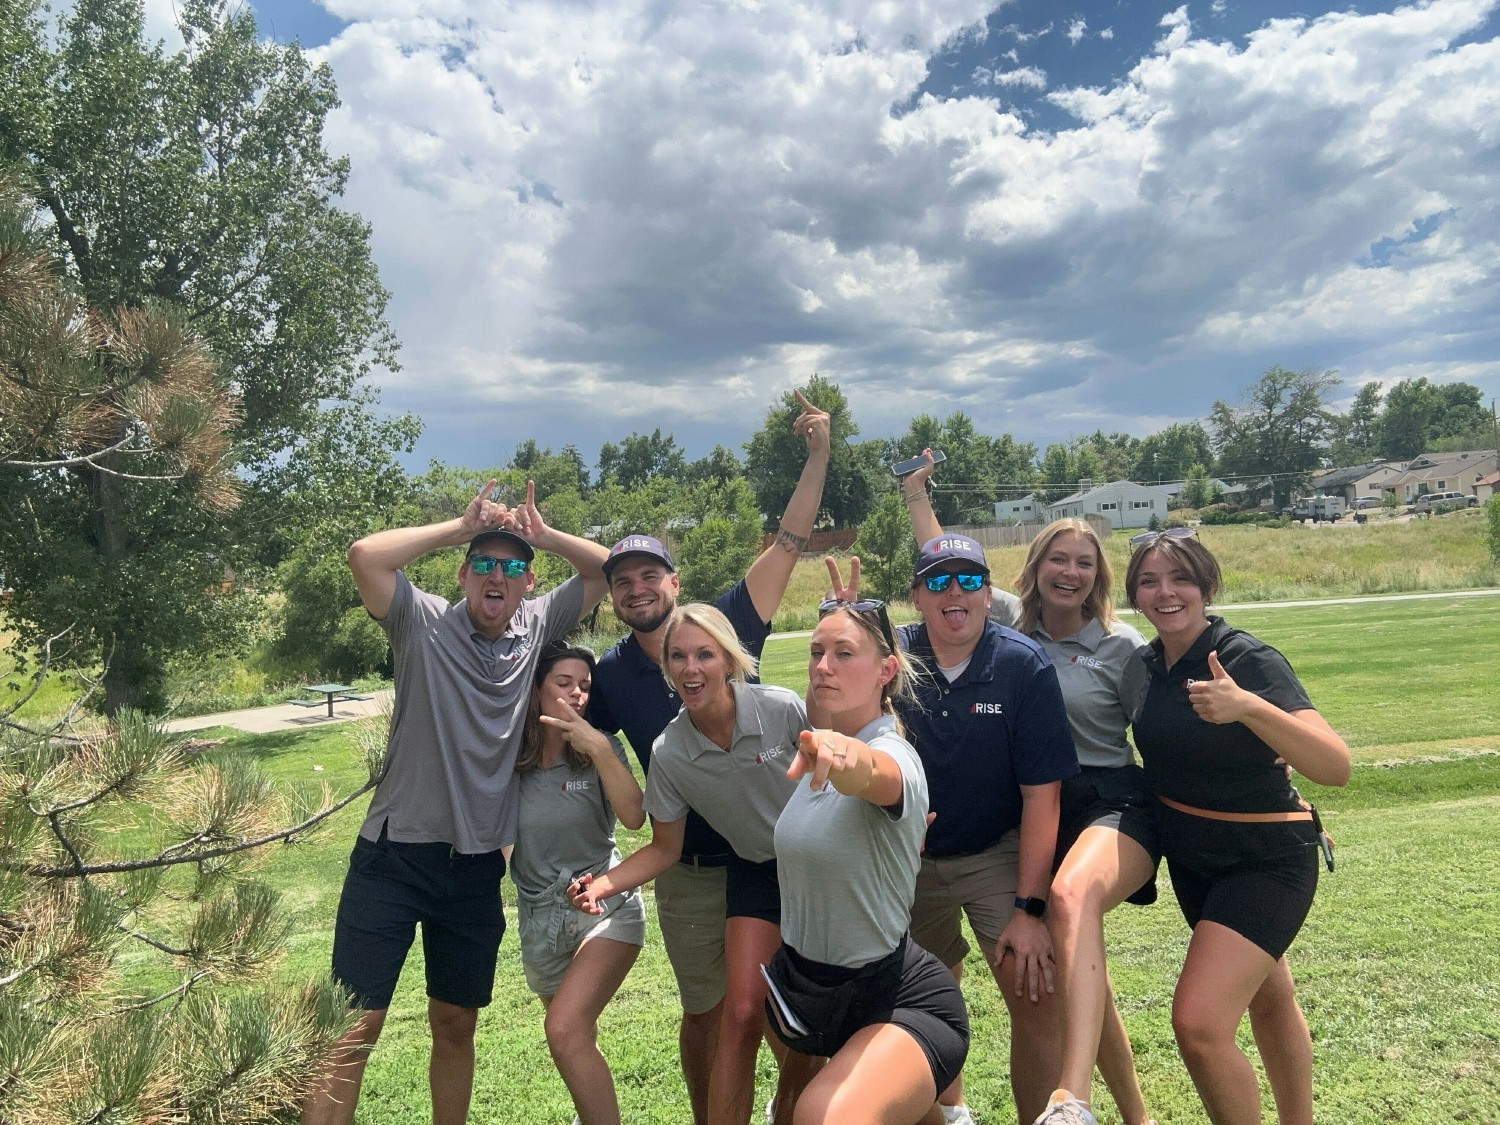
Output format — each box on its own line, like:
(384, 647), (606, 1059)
(1282, 497), (1347, 522)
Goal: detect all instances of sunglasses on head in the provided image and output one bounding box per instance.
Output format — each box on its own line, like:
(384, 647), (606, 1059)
(1127, 526), (1197, 551)
(818, 597), (898, 653)
(922, 572), (987, 593)
(468, 555), (528, 578)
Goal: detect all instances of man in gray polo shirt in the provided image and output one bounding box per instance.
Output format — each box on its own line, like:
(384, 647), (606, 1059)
(300, 480), (608, 1125)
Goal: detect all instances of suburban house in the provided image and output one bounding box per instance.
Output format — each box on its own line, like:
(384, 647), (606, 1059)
(1308, 460), (1408, 504)
(992, 494), (1044, 523)
(1476, 471), (1499, 505)
(1159, 478), (1248, 506)
(1046, 480), (1174, 530)
(1384, 450), (1500, 503)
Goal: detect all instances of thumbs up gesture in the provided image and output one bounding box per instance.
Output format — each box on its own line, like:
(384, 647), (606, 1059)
(1186, 651), (1252, 725)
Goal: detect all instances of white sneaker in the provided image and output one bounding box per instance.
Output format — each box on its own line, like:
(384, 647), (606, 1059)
(941, 1106), (977, 1125)
(1032, 1089), (1097, 1125)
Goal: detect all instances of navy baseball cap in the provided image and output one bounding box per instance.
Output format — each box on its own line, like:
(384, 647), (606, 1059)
(602, 534), (675, 578)
(466, 528), (535, 562)
(913, 534), (990, 583)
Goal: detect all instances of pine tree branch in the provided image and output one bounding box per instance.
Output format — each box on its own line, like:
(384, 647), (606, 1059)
(117, 925), (192, 958)
(10, 777), (379, 877)
(109, 970), (212, 1015)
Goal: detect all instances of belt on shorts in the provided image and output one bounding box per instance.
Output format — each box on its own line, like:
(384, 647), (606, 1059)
(1158, 795), (1313, 823)
(678, 852), (733, 869)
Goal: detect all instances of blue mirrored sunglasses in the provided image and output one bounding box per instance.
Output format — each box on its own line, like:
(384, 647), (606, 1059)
(923, 572), (987, 593)
(468, 555), (528, 578)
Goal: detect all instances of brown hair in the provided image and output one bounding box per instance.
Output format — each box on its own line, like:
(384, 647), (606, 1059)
(1014, 519), (1116, 635)
(517, 642), (598, 774)
(1125, 535), (1222, 608)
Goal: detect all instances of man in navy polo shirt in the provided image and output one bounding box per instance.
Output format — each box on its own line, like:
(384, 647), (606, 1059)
(587, 389), (829, 1124)
(896, 534), (1078, 1125)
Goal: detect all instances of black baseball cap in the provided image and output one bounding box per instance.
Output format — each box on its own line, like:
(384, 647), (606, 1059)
(466, 528), (535, 562)
(602, 534), (675, 579)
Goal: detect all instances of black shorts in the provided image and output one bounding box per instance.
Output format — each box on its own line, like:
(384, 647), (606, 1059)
(1056, 765), (1162, 907)
(725, 854), (781, 923)
(1157, 805), (1320, 959)
(765, 937), (969, 1095)
(331, 826), (507, 1010)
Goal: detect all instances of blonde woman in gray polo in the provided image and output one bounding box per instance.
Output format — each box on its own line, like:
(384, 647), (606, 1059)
(512, 641), (646, 1125)
(571, 603), (807, 1125)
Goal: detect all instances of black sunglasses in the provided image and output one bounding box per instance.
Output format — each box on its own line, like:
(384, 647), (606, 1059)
(818, 597), (899, 654)
(1127, 526), (1197, 551)
(468, 555), (528, 578)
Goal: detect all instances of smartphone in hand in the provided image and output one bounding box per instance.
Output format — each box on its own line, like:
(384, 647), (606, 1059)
(891, 449), (946, 477)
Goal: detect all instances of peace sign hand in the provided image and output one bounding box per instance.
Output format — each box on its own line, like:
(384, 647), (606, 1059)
(539, 696), (611, 760)
(791, 389), (831, 456)
(822, 555), (861, 605)
(1187, 651), (1253, 724)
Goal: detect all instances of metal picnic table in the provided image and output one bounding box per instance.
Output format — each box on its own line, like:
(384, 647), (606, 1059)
(293, 683), (370, 719)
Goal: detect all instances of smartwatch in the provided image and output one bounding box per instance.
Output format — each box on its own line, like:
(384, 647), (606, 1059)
(1015, 895), (1047, 919)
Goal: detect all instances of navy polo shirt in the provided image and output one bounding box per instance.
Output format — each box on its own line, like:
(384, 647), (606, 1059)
(896, 620), (1078, 857)
(588, 580), (771, 858)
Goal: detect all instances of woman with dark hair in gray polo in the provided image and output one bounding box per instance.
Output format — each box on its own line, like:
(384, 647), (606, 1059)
(511, 641), (645, 1125)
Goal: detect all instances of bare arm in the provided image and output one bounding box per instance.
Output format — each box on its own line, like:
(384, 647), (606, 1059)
(1188, 651), (1352, 787)
(787, 728), (905, 808)
(348, 477), (511, 619)
(993, 780), (1061, 1003)
(901, 448), (944, 545)
(744, 388), (831, 622)
(507, 480), (611, 611)
(539, 704), (646, 830)
(570, 815), (685, 912)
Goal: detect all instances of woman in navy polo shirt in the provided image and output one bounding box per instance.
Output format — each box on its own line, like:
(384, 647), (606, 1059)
(1125, 530), (1349, 1125)
(570, 603), (806, 1125)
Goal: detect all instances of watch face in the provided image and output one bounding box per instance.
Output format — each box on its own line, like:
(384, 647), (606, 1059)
(1017, 896), (1046, 918)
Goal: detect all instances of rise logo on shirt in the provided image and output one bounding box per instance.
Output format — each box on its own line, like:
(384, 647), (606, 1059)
(562, 779), (593, 793)
(971, 702), (1004, 715)
(1070, 655), (1104, 669)
(756, 744), (792, 765)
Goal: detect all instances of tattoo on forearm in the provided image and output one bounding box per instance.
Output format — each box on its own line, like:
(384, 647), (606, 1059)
(775, 527), (809, 554)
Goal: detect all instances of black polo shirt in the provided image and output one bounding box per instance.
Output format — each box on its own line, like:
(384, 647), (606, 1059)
(1133, 616), (1312, 814)
(896, 620), (1078, 857)
(588, 580), (771, 858)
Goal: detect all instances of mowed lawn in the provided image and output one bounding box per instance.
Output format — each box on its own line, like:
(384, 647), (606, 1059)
(221, 594), (1499, 1123)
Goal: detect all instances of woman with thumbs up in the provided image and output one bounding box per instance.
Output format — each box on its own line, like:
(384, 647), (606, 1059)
(763, 590), (969, 1125)
(1123, 530), (1350, 1125)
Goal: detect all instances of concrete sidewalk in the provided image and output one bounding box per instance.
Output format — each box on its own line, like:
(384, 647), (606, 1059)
(165, 690), (393, 735)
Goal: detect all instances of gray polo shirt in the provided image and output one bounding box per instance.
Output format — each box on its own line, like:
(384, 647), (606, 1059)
(774, 715), (928, 968)
(987, 586), (1022, 629)
(1032, 616), (1147, 769)
(361, 571), (586, 853)
(511, 736), (632, 898)
(642, 680), (806, 862)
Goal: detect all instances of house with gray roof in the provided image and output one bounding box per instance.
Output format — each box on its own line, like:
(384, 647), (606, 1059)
(1308, 460), (1408, 505)
(1046, 480), (1174, 530)
(1384, 450), (1499, 503)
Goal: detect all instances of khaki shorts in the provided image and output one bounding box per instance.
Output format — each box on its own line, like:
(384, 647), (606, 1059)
(518, 890), (647, 998)
(909, 830), (1021, 969)
(655, 860), (728, 1015)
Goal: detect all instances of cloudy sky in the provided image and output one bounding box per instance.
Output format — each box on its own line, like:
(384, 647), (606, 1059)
(148, 0), (1500, 473)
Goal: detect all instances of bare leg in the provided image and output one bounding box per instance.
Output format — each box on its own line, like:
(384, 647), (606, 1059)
(709, 916), (783, 1124)
(1171, 922), (1278, 1125)
(428, 998), (480, 1125)
(1047, 827), (1157, 1122)
(1248, 958), (1313, 1125)
(990, 946), (1061, 1123)
(793, 1023), (940, 1125)
(299, 1008), (387, 1125)
(542, 937), (642, 1125)
(683, 1003), (725, 1124)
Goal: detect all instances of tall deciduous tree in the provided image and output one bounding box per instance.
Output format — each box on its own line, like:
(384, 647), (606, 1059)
(1209, 367), (1339, 509)
(1330, 381), (1384, 465)
(596, 428), (686, 491)
(0, 0), (405, 713)
(745, 375), (875, 528)
(1132, 422), (1214, 484)
(1378, 377), (1490, 458)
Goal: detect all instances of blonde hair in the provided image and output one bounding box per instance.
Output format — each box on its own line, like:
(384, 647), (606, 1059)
(660, 604), (758, 692)
(1014, 519), (1117, 636)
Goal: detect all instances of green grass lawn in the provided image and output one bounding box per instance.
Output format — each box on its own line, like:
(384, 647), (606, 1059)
(189, 594), (1500, 1124)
